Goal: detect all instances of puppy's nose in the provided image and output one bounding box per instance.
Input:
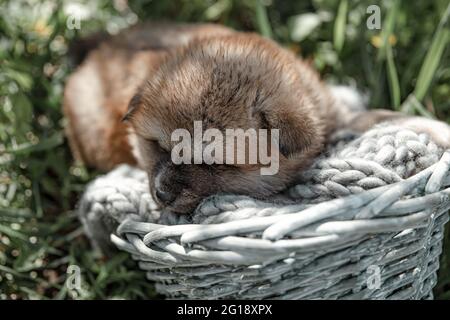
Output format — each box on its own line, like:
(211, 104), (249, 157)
(155, 187), (176, 205)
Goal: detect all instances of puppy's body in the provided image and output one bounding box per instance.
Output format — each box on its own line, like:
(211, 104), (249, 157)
(64, 23), (234, 171)
(64, 23), (449, 214)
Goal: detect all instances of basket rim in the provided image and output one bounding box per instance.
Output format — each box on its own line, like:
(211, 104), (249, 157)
(111, 151), (450, 266)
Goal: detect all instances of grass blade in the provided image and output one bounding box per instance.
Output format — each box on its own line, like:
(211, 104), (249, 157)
(0, 223), (28, 241)
(413, 3), (450, 101)
(333, 0), (348, 52)
(386, 43), (401, 109)
(401, 94), (435, 118)
(255, 0), (273, 39)
(5, 132), (63, 155)
(377, 0), (400, 61)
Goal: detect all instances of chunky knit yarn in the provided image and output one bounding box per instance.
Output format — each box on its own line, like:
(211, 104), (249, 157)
(77, 123), (449, 300)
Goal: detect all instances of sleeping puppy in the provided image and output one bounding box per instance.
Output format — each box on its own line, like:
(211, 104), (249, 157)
(64, 22), (450, 215)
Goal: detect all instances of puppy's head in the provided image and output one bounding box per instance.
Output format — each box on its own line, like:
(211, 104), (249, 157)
(125, 34), (326, 214)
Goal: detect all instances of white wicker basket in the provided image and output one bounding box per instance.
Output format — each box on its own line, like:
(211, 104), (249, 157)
(79, 125), (450, 299)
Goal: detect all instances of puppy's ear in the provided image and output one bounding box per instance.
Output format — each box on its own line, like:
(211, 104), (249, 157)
(261, 109), (319, 158)
(122, 93), (141, 122)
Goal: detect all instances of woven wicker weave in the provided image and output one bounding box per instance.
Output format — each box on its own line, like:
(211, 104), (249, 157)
(79, 125), (450, 299)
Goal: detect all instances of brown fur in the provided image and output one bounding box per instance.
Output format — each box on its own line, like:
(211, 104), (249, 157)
(63, 23), (353, 213)
(64, 23), (233, 171)
(63, 22), (450, 215)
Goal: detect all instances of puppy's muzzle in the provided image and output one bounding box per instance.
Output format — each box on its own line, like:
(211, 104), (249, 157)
(153, 167), (177, 205)
(153, 162), (188, 207)
(155, 187), (175, 205)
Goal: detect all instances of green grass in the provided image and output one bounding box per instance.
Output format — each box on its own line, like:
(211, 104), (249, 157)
(1, 0), (449, 299)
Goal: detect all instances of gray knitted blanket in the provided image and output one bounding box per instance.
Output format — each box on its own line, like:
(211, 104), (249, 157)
(77, 118), (450, 299)
(78, 124), (444, 254)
